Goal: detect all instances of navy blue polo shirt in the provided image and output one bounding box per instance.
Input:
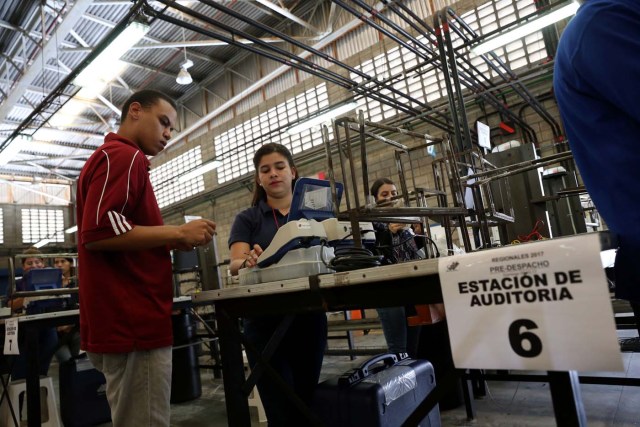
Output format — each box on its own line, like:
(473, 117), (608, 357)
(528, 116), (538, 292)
(228, 199), (288, 250)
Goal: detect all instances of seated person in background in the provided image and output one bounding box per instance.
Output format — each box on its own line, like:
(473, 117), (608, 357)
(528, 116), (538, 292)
(6, 247), (58, 380)
(7, 247), (45, 312)
(370, 178), (423, 357)
(370, 178), (460, 410)
(54, 257), (80, 362)
(54, 257), (74, 287)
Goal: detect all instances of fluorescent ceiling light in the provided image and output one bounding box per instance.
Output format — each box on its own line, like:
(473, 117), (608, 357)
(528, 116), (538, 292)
(286, 102), (359, 135)
(0, 134), (31, 165)
(74, 20), (150, 93)
(471, 1), (580, 55)
(49, 88), (99, 128)
(177, 159), (223, 183)
(33, 239), (51, 249)
(65, 225), (78, 234)
(58, 21), (148, 130)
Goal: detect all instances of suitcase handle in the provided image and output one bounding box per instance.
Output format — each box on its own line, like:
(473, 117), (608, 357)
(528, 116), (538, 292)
(337, 352), (409, 387)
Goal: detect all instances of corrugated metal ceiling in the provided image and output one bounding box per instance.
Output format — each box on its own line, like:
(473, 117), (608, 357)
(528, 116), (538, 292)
(0, 0), (329, 181)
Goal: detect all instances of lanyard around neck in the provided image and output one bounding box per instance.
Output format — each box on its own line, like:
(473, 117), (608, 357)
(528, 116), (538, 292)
(272, 208), (280, 229)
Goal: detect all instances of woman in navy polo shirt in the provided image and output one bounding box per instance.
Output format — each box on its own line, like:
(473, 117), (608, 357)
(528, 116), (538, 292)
(228, 143), (327, 426)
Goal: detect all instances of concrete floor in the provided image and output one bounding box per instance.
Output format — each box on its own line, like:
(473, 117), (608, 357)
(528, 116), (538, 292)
(181, 333), (640, 427)
(28, 317), (640, 426)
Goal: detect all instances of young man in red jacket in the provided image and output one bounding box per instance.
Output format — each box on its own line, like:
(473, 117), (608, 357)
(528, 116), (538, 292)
(77, 89), (216, 426)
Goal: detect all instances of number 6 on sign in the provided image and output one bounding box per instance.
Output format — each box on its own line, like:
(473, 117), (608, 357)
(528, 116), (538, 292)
(438, 233), (622, 371)
(509, 319), (542, 358)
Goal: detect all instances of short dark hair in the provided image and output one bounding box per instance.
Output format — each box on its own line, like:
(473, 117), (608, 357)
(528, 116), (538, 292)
(370, 177), (395, 199)
(120, 89), (177, 123)
(21, 247), (43, 266)
(251, 143), (297, 206)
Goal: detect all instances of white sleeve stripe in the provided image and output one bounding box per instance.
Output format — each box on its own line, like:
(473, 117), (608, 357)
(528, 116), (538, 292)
(117, 212), (132, 231)
(107, 210), (124, 235)
(121, 151), (139, 214)
(110, 211), (131, 235)
(96, 150), (111, 226)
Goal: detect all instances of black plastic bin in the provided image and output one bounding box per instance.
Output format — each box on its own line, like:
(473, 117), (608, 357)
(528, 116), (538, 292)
(171, 311), (202, 403)
(59, 354), (112, 427)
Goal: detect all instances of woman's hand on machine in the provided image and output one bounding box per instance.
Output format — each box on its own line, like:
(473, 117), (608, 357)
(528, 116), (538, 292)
(242, 244), (263, 268)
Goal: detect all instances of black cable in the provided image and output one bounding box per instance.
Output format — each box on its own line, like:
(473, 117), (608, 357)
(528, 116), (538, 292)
(413, 233), (441, 258)
(374, 232), (441, 259)
(375, 234), (416, 249)
(338, 227), (375, 243)
(328, 246), (383, 272)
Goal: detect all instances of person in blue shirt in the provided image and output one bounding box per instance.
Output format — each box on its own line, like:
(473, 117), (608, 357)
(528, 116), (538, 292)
(228, 143), (327, 426)
(7, 247), (45, 312)
(370, 177), (422, 356)
(6, 247), (58, 380)
(554, 0), (640, 348)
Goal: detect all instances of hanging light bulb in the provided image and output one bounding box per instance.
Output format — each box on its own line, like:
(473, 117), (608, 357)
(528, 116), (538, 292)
(176, 46), (194, 85)
(176, 22), (193, 85)
(176, 66), (193, 85)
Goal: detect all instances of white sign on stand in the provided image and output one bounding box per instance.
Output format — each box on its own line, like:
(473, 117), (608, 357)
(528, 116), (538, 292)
(4, 317), (19, 355)
(439, 233), (622, 371)
(476, 121), (491, 150)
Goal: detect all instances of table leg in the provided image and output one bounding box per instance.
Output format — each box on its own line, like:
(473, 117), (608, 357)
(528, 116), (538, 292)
(461, 372), (476, 420)
(0, 364), (19, 426)
(217, 306), (251, 427)
(25, 327), (41, 427)
(548, 370), (587, 427)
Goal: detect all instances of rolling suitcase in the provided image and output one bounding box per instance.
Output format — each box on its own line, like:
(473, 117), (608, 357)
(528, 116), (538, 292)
(59, 354), (112, 427)
(313, 353), (441, 427)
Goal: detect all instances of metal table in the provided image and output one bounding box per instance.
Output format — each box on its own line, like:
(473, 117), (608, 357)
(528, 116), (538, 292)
(193, 232), (625, 427)
(1, 309), (79, 427)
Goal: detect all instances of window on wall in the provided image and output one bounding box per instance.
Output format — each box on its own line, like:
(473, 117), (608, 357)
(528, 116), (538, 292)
(21, 208), (64, 244)
(150, 147), (205, 208)
(215, 83), (329, 184)
(352, 0), (547, 123)
(0, 182), (71, 205)
(0, 209), (4, 245)
(352, 39), (439, 123)
(462, 1), (547, 74)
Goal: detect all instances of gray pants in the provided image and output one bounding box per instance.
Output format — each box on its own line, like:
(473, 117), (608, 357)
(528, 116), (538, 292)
(88, 347), (172, 427)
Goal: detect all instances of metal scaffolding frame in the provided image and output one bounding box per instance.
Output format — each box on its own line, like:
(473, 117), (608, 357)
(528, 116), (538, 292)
(321, 113), (471, 255)
(143, 1), (580, 252)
